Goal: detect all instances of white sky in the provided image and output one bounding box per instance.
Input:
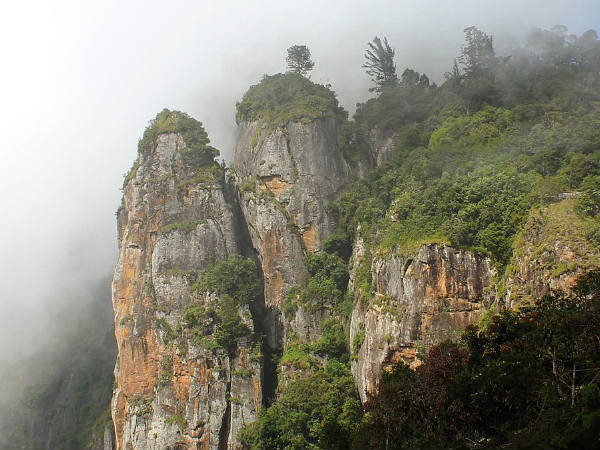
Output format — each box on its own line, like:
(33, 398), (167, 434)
(0, 0), (598, 358)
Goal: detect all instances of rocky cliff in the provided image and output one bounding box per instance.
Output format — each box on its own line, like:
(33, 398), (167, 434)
(349, 238), (494, 402)
(111, 107), (504, 449)
(112, 114), (262, 450)
(504, 198), (600, 306)
(111, 79), (600, 449)
(233, 113), (349, 351)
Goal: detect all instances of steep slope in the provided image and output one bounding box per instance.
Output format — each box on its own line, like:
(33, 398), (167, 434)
(233, 73), (349, 353)
(504, 198), (600, 305)
(112, 110), (261, 450)
(349, 240), (494, 402)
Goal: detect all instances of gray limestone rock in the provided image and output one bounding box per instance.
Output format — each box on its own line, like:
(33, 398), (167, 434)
(233, 115), (349, 351)
(112, 132), (261, 450)
(349, 243), (494, 403)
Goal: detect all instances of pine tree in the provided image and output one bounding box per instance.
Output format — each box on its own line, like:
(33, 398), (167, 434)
(286, 45), (315, 75)
(363, 37), (398, 92)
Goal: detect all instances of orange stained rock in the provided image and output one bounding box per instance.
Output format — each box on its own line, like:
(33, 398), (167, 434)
(253, 378), (261, 409)
(260, 176), (293, 199)
(260, 230), (287, 307)
(425, 285), (436, 299)
(237, 347), (249, 367)
(172, 354), (195, 403)
(118, 331), (159, 398)
(436, 270), (449, 297)
(301, 222), (318, 253)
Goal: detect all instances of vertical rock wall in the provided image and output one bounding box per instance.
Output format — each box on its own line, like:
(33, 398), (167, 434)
(349, 242), (494, 403)
(233, 115), (349, 349)
(112, 133), (261, 450)
(503, 199), (600, 307)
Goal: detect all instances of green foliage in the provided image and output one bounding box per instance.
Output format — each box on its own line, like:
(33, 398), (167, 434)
(284, 252), (348, 318)
(456, 26), (501, 107)
(353, 270), (600, 450)
(247, 25), (600, 450)
(312, 319), (348, 362)
(577, 175), (600, 217)
(165, 413), (187, 433)
(306, 253), (349, 291)
(157, 220), (202, 235)
(353, 83), (438, 133)
(239, 176), (257, 193)
(288, 277), (342, 314)
(182, 304), (216, 335)
(190, 254), (260, 306)
(338, 120), (372, 168)
(155, 318), (178, 344)
(353, 252), (373, 298)
(283, 291), (299, 319)
(335, 98), (600, 266)
(511, 199), (600, 289)
(233, 368), (255, 378)
(352, 330), (365, 356)
(182, 297), (252, 354)
(176, 164), (225, 198)
(331, 24), (600, 270)
(526, 176), (567, 205)
(239, 366), (361, 450)
(280, 340), (314, 370)
(235, 72), (346, 128)
(363, 36), (398, 92)
(286, 45), (315, 75)
(322, 232), (353, 262)
(159, 355), (173, 384)
(213, 295), (252, 352)
(122, 158), (140, 187)
(183, 255), (260, 354)
(137, 109), (219, 167)
(127, 394), (153, 418)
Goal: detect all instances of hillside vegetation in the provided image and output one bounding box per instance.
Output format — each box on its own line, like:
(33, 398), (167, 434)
(240, 26), (600, 450)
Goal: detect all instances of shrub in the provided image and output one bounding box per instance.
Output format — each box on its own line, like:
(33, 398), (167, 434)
(137, 109), (219, 169)
(235, 72), (346, 128)
(191, 254), (260, 306)
(239, 368), (361, 450)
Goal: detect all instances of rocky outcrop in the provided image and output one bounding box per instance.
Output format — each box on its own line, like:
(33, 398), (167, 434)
(234, 114), (349, 349)
(112, 132), (261, 450)
(111, 105), (600, 449)
(349, 242), (494, 403)
(368, 127), (397, 166)
(504, 199), (600, 306)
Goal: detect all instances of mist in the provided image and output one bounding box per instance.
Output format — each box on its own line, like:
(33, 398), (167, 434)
(0, 0), (598, 440)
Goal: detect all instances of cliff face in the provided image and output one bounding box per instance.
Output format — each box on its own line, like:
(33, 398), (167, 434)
(349, 241), (494, 403)
(368, 127), (396, 166)
(504, 198), (600, 306)
(112, 112), (502, 449)
(111, 105), (600, 449)
(233, 114), (349, 349)
(112, 132), (261, 450)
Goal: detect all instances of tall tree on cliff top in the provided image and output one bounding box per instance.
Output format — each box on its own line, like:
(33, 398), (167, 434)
(363, 36), (398, 92)
(457, 26), (501, 106)
(459, 26), (497, 80)
(286, 45), (315, 75)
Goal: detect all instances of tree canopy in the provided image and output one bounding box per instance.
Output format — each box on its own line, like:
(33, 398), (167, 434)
(286, 45), (315, 75)
(363, 36), (398, 92)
